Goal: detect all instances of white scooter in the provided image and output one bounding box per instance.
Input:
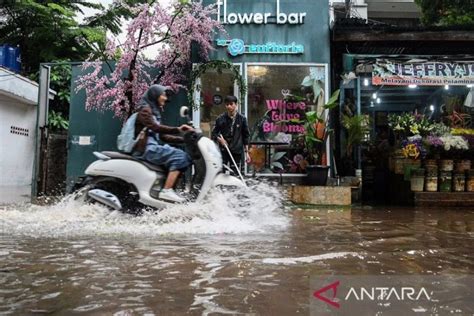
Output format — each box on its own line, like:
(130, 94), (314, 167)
(72, 107), (245, 214)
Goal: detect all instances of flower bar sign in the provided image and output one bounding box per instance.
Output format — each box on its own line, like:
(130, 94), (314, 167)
(216, 0), (306, 25)
(373, 59), (474, 86)
(217, 38), (304, 57)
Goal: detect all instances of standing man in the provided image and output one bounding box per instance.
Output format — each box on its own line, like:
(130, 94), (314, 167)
(212, 95), (251, 173)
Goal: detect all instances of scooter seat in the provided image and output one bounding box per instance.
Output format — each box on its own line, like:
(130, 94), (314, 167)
(101, 151), (166, 173)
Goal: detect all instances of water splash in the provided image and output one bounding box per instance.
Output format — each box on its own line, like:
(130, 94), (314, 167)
(0, 180), (288, 237)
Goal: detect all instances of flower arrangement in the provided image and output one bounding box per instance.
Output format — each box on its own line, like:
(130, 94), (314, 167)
(391, 111), (473, 163)
(430, 122), (451, 136)
(289, 154), (308, 173)
(445, 111), (472, 128)
(401, 136), (426, 160)
(423, 135), (444, 158)
(451, 128), (474, 136)
(450, 128), (474, 158)
(388, 112), (434, 138)
(425, 135), (444, 148)
(439, 135), (470, 151)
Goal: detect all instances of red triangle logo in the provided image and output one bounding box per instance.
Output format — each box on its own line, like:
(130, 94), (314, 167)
(313, 280), (341, 309)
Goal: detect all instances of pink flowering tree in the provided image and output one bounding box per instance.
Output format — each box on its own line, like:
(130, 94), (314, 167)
(76, 0), (223, 118)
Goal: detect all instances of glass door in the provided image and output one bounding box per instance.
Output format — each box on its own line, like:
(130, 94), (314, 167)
(192, 65), (241, 138)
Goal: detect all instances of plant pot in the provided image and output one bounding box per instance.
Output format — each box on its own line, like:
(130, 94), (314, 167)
(453, 173), (466, 192)
(306, 165), (329, 186)
(424, 159), (438, 176)
(391, 150), (405, 174)
(467, 170), (474, 192)
(455, 160), (471, 173)
(393, 158), (406, 175)
(439, 171), (453, 192)
(440, 159), (454, 172)
(410, 175), (425, 192)
(425, 159), (437, 167)
(425, 175), (438, 192)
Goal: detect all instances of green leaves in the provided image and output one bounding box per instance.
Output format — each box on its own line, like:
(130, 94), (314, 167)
(305, 111), (318, 123)
(342, 114), (370, 155)
(302, 89), (340, 164)
(271, 151), (286, 162)
(305, 135), (322, 143)
(0, 0), (136, 74)
(48, 111), (69, 131)
(324, 89), (340, 110)
(415, 0), (474, 26)
(270, 151), (286, 171)
(47, 3), (74, 17)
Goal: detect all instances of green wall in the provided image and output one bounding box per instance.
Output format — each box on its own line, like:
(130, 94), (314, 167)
(66, 64), (188, 188)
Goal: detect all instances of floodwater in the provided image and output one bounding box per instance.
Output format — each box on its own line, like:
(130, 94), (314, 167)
(1, 182), (473, 315)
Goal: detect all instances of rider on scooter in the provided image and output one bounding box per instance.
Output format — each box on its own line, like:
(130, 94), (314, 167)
(132, 85), (194, 203)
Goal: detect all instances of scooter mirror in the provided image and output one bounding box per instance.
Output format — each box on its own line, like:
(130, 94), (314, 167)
(180, 106), (189, 118)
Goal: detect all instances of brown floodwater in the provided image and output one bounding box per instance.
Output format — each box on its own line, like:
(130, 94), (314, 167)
(0, 183), (473, 315)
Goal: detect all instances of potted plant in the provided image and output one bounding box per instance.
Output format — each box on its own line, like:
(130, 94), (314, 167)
(341, 114), (370, 176)
(302, 90), (340, 185)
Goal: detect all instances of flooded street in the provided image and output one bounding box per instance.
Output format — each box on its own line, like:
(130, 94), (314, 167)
(1, 183), (473, 315)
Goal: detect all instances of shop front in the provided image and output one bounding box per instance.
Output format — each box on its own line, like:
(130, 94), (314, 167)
(339, 55), (474, 205)
(194, 0), (331, 178)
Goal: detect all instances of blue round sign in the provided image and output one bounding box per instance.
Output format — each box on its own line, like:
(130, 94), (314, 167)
(228, 38), (245, 57)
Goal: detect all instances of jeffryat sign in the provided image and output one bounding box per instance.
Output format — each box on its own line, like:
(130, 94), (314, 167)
(216, 0), (307, 25)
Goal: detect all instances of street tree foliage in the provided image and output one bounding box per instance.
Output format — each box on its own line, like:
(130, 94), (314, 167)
(0, 0), (151, 120)
(0, 0), (149, 74)
(415, 0), (474, 26)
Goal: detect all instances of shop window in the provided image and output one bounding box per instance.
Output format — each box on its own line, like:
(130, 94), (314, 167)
(246, 63), (328, 175)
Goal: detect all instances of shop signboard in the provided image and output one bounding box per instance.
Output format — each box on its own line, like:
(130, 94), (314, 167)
(373, 59), (474, 86)
(205, 0), (329, 64)
(216, 0), (306, 25)
(216, 38), (304, 57)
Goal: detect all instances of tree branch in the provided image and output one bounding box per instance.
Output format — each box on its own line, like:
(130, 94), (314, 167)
(139, 34), (170, 50)
(153, 52), (180, 84)
(139, 4), (184, 50)
(124, 27), (144, 117)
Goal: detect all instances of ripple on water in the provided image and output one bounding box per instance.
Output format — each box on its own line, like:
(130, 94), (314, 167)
(40, 292), (61, 300)
(261, 252), (364, 265)
(73, 304), (103, 312)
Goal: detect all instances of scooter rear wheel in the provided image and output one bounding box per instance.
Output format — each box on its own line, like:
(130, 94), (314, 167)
(72, 176), (145, 216)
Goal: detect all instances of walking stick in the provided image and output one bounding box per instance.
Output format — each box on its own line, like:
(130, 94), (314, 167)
(220, 134), (247, 187)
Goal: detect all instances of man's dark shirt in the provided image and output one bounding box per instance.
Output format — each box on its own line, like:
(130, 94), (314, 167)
(211, 112), (250, 154)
